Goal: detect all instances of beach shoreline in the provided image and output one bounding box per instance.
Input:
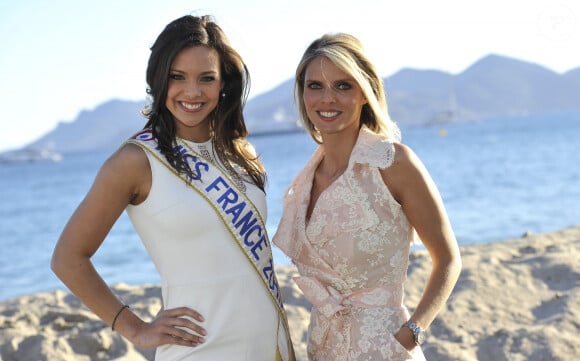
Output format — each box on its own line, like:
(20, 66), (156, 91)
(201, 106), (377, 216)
(1, 226), (578, 360)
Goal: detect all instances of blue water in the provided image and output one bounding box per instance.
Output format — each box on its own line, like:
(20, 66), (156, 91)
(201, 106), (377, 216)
(1, 112), (579, 301)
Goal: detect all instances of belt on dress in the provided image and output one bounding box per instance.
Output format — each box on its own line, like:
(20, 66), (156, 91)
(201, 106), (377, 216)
(294, 276), (404, 354)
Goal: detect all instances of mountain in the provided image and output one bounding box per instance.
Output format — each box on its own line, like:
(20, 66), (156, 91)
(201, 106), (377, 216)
(454, 54), (579, 116)
(388, 54), (580, 124)
(564, 67), (580, 87)
(19, 54), (580, 155)
(385, 69), (455, 124)
(28, 99), (148, 154)
(243, 79), (299, 133)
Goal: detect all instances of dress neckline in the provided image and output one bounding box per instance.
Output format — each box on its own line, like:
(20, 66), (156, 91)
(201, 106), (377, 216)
(178, 137), (247, 193)
(180, 137), (213, 147)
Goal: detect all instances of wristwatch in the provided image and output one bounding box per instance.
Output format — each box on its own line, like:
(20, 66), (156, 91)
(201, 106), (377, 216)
(402, 320), (426, 346)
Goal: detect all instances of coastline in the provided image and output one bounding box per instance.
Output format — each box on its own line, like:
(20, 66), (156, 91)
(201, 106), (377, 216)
(1, 226), (578, 360)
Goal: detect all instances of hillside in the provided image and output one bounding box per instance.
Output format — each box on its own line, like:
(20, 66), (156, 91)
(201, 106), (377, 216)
(17, 54), (580, 155)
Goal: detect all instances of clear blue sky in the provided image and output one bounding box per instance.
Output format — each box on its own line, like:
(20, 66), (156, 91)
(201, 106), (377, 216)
(1, 0), (578, 152)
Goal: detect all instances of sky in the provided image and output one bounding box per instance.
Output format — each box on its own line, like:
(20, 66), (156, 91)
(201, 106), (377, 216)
(1, 0), (579, 152)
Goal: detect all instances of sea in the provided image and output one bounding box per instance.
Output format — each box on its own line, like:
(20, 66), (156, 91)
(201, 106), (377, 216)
(1, 111), (579, 301)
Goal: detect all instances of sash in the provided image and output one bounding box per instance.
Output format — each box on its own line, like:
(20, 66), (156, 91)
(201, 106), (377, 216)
(127, 129), (295, 361)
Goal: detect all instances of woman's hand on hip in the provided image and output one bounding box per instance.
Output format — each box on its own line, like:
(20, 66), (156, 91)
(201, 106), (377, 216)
(129, 307), (207, 349)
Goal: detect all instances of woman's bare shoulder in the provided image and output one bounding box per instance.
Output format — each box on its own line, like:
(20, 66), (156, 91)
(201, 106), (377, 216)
(93, 142), (152, 203)
(107, 142), (150, 168)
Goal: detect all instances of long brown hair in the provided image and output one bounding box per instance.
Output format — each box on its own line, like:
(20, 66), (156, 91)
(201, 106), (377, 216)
(143, 15), (266, 190)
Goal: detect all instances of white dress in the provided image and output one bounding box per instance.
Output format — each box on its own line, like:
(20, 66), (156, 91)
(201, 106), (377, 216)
(127, 138), (279, 360)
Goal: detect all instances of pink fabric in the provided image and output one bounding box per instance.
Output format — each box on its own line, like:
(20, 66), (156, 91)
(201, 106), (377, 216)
(274, 127), (425, 361)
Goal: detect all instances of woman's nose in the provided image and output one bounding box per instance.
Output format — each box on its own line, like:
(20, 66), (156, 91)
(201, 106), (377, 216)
(320, 87), (336, 103)
(184, 81), (202, 97)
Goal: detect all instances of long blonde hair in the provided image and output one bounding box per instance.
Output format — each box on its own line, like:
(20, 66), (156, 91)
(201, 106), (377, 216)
(295, 33), (401, 144)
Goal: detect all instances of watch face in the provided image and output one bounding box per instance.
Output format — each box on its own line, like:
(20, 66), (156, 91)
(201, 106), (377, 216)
(416, 330), (426, 345)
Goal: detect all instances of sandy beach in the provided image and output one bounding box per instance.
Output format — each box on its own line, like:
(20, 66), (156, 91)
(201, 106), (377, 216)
(1, 226), (578, 360)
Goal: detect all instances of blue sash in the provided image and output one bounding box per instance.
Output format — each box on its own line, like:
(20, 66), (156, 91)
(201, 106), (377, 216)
(127, 129), (294, 361)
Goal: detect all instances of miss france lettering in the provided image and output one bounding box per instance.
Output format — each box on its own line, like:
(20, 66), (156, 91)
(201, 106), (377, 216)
(175, 145), (271, 263)
(133, 130), (280, 302)
(204, 167), (280, 300)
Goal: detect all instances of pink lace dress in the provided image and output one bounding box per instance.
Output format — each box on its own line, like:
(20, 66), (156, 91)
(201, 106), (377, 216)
(274, 127), (426, 361)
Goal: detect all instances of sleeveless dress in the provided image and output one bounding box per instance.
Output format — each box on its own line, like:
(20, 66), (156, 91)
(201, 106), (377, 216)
(274, 127), (426, 361)
(126, 138), (279, 361)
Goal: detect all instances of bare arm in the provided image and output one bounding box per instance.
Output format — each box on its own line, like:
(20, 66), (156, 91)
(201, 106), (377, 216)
(51, 143), (206, 348)
(381, 142), (462, 350)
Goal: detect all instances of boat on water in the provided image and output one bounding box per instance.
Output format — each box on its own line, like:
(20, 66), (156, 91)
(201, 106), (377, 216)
(0, 148), (63, 163)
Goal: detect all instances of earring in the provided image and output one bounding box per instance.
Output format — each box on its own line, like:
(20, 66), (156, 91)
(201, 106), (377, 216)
(221, 92), (226, 98)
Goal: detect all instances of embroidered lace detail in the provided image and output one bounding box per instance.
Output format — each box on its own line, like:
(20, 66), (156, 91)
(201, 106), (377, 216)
(349, 126), (395, 170)
(273, 126), (425, 360)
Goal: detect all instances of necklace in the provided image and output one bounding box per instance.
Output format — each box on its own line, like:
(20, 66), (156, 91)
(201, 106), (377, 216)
(180, 138), (247, 193)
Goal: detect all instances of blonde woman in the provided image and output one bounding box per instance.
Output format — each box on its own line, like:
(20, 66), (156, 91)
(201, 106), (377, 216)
(274, 33), (461, 360)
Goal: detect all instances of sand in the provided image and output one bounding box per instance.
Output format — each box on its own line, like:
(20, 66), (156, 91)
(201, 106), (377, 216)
(1, 226), (578, 361)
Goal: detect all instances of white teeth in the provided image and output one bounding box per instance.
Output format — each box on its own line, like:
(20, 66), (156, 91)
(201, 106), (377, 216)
(319, 111), (339, 118)
(181, 102), (202, 110)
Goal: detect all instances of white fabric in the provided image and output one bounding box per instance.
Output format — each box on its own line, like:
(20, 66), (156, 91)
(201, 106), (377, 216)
(127, 139), (278, 360)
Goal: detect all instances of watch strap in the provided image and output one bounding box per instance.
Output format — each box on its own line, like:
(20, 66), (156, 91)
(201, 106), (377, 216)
(402, 320), (425, 345)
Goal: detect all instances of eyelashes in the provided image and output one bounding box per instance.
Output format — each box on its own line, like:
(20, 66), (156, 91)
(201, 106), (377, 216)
(169, 73), (185, 80)
(306, 81), (353, 91)
(168, 73), (217, 82)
